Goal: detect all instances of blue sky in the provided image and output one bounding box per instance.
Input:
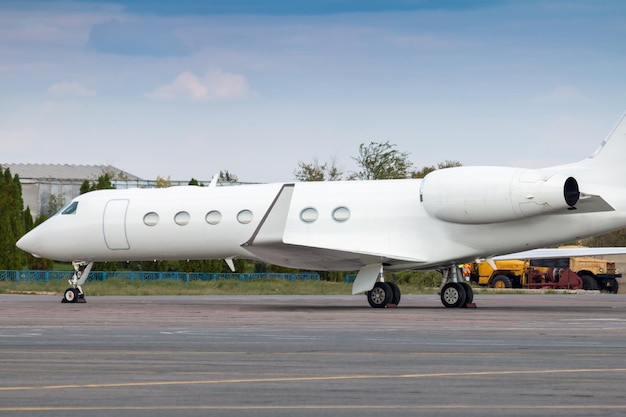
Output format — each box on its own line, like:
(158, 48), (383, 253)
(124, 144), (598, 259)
(1, 0), (625, 182)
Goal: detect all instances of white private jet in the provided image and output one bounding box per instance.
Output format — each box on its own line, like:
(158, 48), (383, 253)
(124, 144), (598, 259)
(16, 113), (626, 307)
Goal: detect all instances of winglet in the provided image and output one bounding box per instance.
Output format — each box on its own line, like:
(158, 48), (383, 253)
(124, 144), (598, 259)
(209, 173), (219, 188)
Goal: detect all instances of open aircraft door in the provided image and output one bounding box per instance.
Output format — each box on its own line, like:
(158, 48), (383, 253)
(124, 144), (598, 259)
(103, 199), (130, 250)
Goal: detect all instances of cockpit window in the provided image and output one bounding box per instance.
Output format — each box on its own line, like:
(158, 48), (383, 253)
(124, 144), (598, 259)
(61, 201), (78, 215)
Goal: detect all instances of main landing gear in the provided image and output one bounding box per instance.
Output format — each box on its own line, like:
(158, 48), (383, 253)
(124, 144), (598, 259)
(438, 265), (475, 308)
(366, 268), (401, 308)
(363, 264), (475, 309)
(367, 281), (401, 308)
(62, 261), (93, 304)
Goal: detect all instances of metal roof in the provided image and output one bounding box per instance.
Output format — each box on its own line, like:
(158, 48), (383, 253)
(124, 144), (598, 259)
(0, 164), (143, 181)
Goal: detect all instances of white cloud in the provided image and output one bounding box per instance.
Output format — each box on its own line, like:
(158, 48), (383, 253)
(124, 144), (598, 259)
(46, 81), (96, 97)
(148, 69), (252, 102)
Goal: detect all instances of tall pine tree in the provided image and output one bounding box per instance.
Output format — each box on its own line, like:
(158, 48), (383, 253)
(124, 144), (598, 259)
(0, 167), (27, 269)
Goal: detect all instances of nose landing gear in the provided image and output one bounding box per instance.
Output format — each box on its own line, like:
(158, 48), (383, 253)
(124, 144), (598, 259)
(62, 261), (93, 304)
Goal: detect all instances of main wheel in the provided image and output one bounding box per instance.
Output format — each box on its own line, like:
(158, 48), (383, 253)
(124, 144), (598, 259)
(63, 288), (78, 303)
(440, 282), (467, 308)
(387, 282), (401, 306)
(367, 282), (393, 308)
(460, 282), (474, 305)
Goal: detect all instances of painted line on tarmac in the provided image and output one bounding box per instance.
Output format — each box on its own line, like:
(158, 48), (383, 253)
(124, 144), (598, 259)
(1, 367), (626, 392)
(2, 405), (626, 412)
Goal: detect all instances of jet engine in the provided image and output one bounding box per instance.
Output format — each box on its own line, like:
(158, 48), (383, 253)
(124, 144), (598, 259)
(420, 166), (579, 224)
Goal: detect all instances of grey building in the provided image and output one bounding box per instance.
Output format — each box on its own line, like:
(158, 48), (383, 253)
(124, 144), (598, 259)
(2, 164), (143, 218)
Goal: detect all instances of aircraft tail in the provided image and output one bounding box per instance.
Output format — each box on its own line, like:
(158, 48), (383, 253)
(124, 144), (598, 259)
(576, 112), (626, 184)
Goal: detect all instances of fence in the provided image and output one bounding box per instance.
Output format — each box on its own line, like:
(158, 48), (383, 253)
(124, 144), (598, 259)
(0, 270), (320, 283)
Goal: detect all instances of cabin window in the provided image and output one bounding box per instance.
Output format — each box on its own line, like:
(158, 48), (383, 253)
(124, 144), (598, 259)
(174, 211), (191, 226)
(332, 206), (350, 222)
(300, 207), (318, 223)
(237, 209), (253, 224)
(61, 201), (78, 215)
(143, 212), (159, 226)
(205, 210), (222, 225)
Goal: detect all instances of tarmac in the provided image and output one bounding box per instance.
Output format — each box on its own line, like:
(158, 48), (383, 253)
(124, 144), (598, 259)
(1, 293), (626, 416)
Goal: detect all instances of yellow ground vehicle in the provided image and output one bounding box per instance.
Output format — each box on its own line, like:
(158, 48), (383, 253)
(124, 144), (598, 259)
(470, 256), (620, 293)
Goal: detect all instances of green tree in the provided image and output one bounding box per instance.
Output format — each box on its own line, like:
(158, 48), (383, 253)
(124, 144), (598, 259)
(583, 229), (626, 247)
(349, 141), (413, 180)
(155, 176), (171, 188)
(94, 173), (114, 190)
(80, 179), (91, 194)
(411, 165), (436, 179)
(177, 258), (245, 273)
(411, 160), (462, 178)
(188, 178), (204, 186)
(23, 206), (33, 232)
(294, 157), (343, 181)
(80, 173), (116, 194)
(437, 160), (463, 170)
(47, 193), (66, 215)
(0, 167), (27, 269)
(219, 170), (239, 184)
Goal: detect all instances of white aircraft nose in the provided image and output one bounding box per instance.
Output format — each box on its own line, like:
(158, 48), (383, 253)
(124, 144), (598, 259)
(16, 229), (43, 258)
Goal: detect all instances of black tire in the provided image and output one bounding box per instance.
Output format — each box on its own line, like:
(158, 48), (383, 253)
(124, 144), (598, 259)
(460, 282), (474, 305)
(441, 282), (467, 308)
(63, 288), (78, 303)
(490, 275), (512, 289)
(387, 282), (401, 306)
(367, 282), (393, 308)
(579, 274), (599, 291)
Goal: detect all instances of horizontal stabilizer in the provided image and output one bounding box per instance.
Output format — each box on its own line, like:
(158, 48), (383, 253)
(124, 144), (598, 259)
(571, 193), (615, 213)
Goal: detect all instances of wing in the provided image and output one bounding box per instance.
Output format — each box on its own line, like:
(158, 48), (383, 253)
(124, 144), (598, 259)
(243, 183), (428, 270)
(494, 247), (626, 260)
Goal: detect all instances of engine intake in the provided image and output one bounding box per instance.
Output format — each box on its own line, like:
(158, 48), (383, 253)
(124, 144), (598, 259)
(420, 167), (579, 224)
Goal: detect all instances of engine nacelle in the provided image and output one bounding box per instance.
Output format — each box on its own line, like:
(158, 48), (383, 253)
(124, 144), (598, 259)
(420, 166), (579, 224)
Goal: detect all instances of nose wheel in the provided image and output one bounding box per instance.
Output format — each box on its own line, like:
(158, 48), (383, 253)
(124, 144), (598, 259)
(62, 287), (85, 303)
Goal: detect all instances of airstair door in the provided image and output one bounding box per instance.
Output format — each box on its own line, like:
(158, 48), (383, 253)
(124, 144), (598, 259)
(103, 199), (130, 250)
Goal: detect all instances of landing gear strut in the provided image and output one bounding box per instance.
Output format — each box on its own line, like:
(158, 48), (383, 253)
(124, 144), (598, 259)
(62, 261), (93, 304)
(439, 265), (475, 308)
